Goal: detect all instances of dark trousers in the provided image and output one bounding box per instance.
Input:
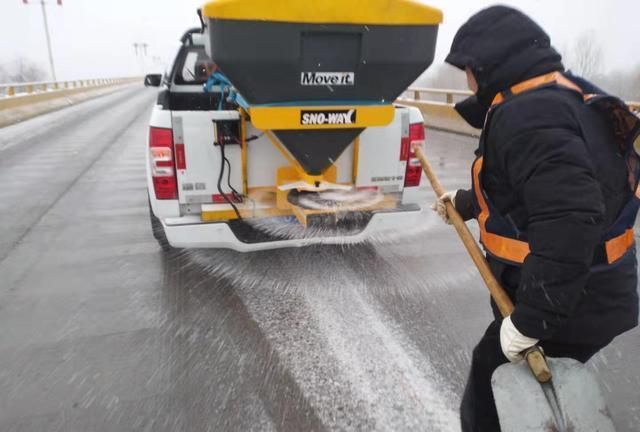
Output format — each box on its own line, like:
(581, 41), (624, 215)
(460, 320), (605, 432)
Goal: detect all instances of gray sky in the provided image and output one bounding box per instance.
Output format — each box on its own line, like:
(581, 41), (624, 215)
(1, 0), (637, 81)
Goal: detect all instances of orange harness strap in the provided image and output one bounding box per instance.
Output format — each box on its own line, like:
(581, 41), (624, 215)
(472, 158), (636, 265)
(491, 72), (583, 107)
(605, 229), (635, 265)
(478, 73), (637, 264)
(472, 157), (531, 264)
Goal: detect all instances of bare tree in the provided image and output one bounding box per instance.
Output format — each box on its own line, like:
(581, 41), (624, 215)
(6, 57), (47, 83)
(564, 32), (604, 80)
(587, 63), (640, 101)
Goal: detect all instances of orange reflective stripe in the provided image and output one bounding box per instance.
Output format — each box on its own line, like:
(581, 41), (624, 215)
(472, 157), (531, 263)
(472, 157), (488, 228)
(473, 149), (634, 265)
(553, 73), (583, 94)
(483, 79), (637, 265)
(491, 72), (583, 107)
(492, 93), (505, 106)
(605, 229), (635, 264)
(480, 231), (531, 264)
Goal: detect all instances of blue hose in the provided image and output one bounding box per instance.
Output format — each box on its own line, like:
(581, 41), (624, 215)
(204, 72), (247, 110)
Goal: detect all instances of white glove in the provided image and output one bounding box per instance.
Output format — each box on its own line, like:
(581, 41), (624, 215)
(430, 190), (458, 225)
(500, 316), (539, 363)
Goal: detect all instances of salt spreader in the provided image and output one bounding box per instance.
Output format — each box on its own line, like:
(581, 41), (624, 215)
(146, 0), (443, 251)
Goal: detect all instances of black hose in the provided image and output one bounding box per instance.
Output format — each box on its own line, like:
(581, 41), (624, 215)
(224, 156), (242, 201)
(245, 133), (264, 143)
(215, 124), (243, 221)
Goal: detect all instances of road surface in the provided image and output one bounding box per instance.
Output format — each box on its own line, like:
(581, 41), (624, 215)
(0, 86), (638, 431)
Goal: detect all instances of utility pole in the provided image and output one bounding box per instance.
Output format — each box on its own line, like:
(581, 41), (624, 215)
(132, 41), (149, 75)
(23, 0), (62, 81)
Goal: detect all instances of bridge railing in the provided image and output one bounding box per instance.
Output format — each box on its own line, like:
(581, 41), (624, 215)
(402, 87), (473, 105)
(0, 77), (139, 98)
(397, 87), (479, 135)
(399, 88), (640, 136)
(0, 77), (141, 128)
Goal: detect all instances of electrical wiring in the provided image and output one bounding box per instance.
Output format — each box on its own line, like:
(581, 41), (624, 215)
(214, 121), (243, 221)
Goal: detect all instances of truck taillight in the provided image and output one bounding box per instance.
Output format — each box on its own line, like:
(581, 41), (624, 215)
(149, 127), (178, 200)
(404, 123), (425, 187)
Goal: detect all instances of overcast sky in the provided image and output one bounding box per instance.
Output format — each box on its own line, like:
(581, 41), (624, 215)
(1, 0), (637, 81)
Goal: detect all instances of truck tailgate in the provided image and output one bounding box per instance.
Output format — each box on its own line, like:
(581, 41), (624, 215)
(172, 111), (243, 205)
(356, 109), (407, 192)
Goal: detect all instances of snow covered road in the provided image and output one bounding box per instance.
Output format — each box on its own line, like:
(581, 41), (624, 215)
(0, 86), (637, 431)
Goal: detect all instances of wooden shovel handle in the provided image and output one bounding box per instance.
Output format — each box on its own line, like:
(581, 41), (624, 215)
(414, 145), (552, 383)
(524, 347), (552, 383)
(415, 146), (514, 316)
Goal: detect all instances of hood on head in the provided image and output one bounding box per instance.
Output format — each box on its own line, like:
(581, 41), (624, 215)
(446, 6), (564, 127)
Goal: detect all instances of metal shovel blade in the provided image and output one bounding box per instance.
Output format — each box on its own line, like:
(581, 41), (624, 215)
(492, 358), (616, 432)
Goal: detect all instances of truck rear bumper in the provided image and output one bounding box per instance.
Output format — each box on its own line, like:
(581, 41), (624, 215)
(162, 206), (427, 252)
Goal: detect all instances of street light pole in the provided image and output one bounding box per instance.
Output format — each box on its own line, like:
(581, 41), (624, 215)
(40, 0), (57, 81)
(22, 0), (60, 81)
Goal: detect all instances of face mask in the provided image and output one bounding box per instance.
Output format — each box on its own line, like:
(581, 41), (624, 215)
(455, 96), (489, 130)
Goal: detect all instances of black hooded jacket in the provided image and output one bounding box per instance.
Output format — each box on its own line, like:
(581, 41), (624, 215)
(447, 6), (638, 345)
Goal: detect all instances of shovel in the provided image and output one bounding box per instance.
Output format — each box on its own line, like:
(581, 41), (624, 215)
(414, 145), (616, 432)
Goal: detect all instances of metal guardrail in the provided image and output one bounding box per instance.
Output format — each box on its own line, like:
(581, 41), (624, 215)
(0, 77), (138, 98)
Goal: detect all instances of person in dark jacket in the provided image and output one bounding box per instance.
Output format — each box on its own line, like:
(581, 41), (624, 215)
(432, 6), (639, 431)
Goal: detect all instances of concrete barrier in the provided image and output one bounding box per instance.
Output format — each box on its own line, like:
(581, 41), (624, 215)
(0, 77), (140, 128)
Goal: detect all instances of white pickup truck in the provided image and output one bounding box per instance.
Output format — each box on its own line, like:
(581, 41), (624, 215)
(145, 28), (429, 252)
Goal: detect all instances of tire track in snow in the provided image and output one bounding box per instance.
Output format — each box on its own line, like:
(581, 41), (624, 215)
(191, 245), (461, 430)
(298, 250), (461, 431)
